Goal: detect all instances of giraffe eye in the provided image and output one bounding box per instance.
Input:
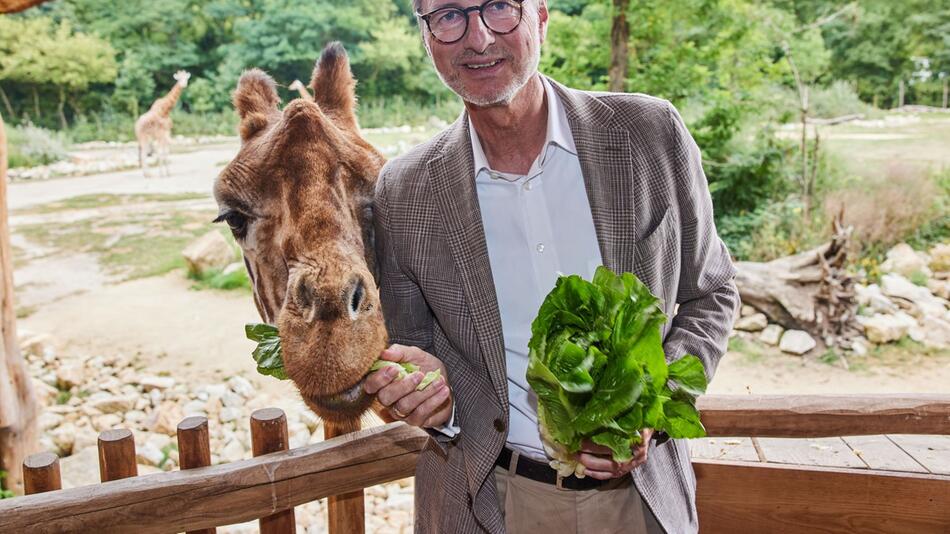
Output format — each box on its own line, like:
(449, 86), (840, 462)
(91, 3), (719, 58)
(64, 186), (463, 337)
(213, 210), (250, 238)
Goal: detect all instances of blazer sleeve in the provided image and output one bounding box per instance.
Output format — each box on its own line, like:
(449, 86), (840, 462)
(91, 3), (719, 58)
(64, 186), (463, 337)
(374, 163), (460, 450)
(661, 103), (740, 382)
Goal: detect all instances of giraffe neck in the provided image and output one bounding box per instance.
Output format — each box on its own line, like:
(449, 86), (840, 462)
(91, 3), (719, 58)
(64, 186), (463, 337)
(155, 83), (184, 117)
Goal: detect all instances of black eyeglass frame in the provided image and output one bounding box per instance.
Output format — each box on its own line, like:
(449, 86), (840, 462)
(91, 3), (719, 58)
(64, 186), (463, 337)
(417, 0), (526, 45)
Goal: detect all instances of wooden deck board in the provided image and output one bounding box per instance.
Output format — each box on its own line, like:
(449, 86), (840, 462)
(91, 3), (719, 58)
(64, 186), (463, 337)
(841, 435), (929, 473)
(689, 437), (760, 462)
(887, 434), (950, 475)
(752, 437), (869, 468)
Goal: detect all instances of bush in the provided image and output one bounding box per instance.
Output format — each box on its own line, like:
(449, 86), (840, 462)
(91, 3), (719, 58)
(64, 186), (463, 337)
(6, 125), (69, 168)
(357, 95), (461, 129)
(189, 266), (251, 292)
(717, 198), (828, 262)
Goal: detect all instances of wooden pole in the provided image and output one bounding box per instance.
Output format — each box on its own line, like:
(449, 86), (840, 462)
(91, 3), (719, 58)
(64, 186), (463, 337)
(177, 416), (215, 534)
(0, 110), (39, 496)
(98, 429), (138, 482)
(23, 451), (60, 494)
(251, 408), (295, 534)
(325, 419), (364, 534)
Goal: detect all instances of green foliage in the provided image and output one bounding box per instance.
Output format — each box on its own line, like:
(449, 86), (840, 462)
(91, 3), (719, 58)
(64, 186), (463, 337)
(717, 198), (827, 261)
(0, 471), (14, 499)
(245, 323), (288, 380)
(6, 124), (69, 168)
(189, 267), (252, 292)
(526, 266), (707, 477)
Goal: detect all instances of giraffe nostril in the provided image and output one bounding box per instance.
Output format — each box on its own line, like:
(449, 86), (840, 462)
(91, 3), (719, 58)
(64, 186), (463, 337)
(348, 278), (364, 319)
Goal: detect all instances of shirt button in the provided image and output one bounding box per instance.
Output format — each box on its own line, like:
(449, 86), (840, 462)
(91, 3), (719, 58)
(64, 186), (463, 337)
(523, 181), (532, 191)
(536, 243), (545, 254)
(493, 417), (506, 432)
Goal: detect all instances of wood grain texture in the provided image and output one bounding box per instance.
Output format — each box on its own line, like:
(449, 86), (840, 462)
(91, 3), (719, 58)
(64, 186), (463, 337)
(0, 423), (428, 533)
(842, 435), (928, 473)
(325, 420), (365, 534)
(23, 452), (61, 494)
(98, 429), (138, 482)
(250, 408), (294, 534)
(695, 459), (950, 533)
(755, 437), (867, 469)
(177, 417), (214, 534)
(887, 434), (950, 475)
(699, 394), (950, 437)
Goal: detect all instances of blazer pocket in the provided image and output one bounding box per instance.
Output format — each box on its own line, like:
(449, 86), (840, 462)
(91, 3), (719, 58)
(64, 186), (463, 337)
(633, 206), (677, 311)
(637, 205), (675, 254)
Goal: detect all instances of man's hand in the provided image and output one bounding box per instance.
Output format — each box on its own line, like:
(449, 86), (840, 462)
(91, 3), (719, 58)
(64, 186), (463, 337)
(576, 429), (653, 480)
(363, 344), (453, 428)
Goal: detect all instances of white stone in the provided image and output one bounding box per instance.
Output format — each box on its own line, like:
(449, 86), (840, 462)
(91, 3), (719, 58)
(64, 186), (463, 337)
(219, 407), (243, 423)
(881, 274), (946, 318)
(858, 312), (919, 344)
(50, 423), (77, 456)
(88, 393), (136, 414)
(92, 413), (123, 432)
(880, 243), (932, 278)
(758, 324), (784, 346)
(299, 409), (322, 434)
(220, 438), (245, 464)
(221, 391), (243, 409)
(60, 447), (101, 489)
(183, 400), (207, 416)
(138, 375), (176, 391)
(124, 410), (147, 424)
(929, 279), (950, 300)
(38, 411), (64, 431)
(850, 338), (870, 357)
(855, 284), (898, 314)
(227, 376), (255, 398)
(146, 433), (172, 451)
(20, 333), (51, 359)
(136, 442), (165, 467)
(919, 316), (950, 349)
(182, 230), (235, 276)
(734, 313), (768, 332)
(741, 305), (756, 317)
(56, 361), (86, 389)
(778, 330), (817, 355)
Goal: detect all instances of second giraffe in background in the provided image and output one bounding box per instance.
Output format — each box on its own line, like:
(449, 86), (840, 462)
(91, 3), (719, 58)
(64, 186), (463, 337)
(135, 70), (190, 178)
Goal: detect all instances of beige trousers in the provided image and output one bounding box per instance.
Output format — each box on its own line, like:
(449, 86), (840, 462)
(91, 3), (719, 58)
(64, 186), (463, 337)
(493, 451), (664, 534)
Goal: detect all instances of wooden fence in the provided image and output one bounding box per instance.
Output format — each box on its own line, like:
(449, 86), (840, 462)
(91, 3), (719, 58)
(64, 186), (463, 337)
(0, 394), (948, 533)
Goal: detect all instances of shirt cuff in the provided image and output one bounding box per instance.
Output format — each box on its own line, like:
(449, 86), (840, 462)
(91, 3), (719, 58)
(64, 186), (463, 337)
(430, 402), (460, 438)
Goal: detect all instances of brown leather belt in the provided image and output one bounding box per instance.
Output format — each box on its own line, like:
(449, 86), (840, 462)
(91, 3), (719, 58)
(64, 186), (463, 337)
(495, 446), (610, 491)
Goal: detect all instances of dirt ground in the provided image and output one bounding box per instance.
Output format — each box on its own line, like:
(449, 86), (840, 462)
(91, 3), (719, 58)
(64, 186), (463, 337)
(7, 131), (949, 399)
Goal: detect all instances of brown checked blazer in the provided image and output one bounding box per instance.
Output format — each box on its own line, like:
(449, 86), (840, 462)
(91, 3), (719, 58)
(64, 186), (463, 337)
(373, 77), (740, 534)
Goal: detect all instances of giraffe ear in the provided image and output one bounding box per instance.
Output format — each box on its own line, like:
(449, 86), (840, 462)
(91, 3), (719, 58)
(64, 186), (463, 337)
(232, 69), (280, 142)
(309, 42), (358, 131)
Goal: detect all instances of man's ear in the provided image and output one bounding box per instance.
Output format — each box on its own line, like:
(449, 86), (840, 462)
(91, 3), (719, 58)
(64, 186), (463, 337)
(232, 69), (280, 142)
(538, 0), (549, 45)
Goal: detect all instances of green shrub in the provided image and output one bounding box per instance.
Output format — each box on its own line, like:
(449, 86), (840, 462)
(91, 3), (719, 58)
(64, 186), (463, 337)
(357, 95), (461, 129)
(0, 470), (14, 499)
(7, 125), (69, 168)
(189, 266), (251, 292)
(718, 198), (828, 262)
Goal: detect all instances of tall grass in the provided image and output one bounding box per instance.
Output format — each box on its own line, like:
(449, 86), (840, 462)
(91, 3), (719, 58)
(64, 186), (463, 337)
(7, 124), (69, 168)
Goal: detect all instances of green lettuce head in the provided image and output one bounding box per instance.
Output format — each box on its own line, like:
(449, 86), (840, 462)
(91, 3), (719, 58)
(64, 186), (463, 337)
(526, 266), (708, 477)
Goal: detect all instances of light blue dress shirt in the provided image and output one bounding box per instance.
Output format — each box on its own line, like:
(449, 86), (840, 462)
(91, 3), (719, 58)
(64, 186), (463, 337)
(435, 76), (602, 461)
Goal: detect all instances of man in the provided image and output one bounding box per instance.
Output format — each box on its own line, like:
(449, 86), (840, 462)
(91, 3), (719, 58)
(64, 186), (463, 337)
(363, 0), (740, 532)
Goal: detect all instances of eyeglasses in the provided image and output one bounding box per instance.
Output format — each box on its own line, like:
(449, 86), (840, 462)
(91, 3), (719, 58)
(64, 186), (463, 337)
(418, 0), (525, 45)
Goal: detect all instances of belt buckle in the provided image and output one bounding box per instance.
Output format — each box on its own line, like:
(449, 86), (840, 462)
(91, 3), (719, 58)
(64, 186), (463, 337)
(556, 473), (565, 490)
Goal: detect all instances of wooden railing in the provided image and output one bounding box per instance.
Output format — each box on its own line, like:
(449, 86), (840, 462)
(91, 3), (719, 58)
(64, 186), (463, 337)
(0, 394), (947, 533)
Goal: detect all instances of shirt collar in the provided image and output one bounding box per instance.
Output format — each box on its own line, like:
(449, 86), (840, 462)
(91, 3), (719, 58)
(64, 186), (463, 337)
(469, 75), (577, 178)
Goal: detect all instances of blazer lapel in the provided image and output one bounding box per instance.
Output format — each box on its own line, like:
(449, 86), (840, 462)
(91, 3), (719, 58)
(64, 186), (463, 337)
(549, 78), (638, 274)
(426, 115), (508, 410)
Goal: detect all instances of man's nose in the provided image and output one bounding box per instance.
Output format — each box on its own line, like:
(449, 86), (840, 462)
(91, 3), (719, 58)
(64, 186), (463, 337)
(463, 11), (495, 53)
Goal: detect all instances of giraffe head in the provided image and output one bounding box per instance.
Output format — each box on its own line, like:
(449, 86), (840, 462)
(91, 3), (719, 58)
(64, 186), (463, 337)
(214, 43), (387, 424)
(174, 70), (191, 88)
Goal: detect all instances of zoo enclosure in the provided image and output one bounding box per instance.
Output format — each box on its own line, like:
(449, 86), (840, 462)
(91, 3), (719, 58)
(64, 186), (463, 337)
(0, 394), (948, 533)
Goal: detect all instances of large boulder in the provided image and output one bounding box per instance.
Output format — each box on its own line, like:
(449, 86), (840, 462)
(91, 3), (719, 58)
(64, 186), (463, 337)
(734, 313), (768, 332)
(182, 231), (235, 277)
(929, 243), (950, 273)
(880, 274), (947, 319)
(857, 312), (918, 344)
(880, 243), (931, 278)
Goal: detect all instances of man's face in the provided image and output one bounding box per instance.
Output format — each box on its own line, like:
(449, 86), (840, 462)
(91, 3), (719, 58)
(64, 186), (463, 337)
(419, 0), (548, 107)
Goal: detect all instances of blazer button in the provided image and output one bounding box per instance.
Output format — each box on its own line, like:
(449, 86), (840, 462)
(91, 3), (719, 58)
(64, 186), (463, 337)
(493, 418), (506, 432)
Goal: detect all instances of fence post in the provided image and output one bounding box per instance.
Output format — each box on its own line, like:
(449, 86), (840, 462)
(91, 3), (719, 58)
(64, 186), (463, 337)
(178, 416), (215, 534)
(22, 451), (61, 494)
(98, 429), (138, 482)
(251, 408), (295, 534)
(325, 421), (365, 534)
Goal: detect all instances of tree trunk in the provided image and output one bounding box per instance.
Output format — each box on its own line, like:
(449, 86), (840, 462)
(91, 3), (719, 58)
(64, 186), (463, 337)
(0, 111), (39, 496)
(0, 86), (14, 121)
(57, 87), (67, 130)
(899, 79), (905, 108)
(608, 0), (630, 93)
(31, 87), (40, 122)
(734, 212), (859, 349)
(943, 79), (948, 109)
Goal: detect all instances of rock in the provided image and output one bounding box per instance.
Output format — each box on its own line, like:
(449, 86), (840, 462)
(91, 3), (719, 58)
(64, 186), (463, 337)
(32, 379), (59, 406)
(183, 400), (207, 417)
(227, 376), (255, 398)
(222, 262), (245, 276)
(182, 230), (235, 276)
(146, 433), (172, 451)
(138, 464), (164, 476)
(299, 409), (322, 434)
(741, 305), (756, 317)
(735, 313), (768, 332)
(219, 407), (243, 423)
(20, 333), (51, 359)
(37, 411), (64, 431)
(929, 279), (950, 300)
(858, 312), (918, 344)
(779, 330), (816, 355)
(73, 425), (99, 452)
(147, 401), (183, 436)
(50, 423), (77, 456)
(929, 243), (950, 273)
(136, 442), (165, 467)
(88, 393), (136, 414)
(60, 447), (101, 489)
(124, 410), (147, 425)
(850, 338), (870, 357)
(220, 438), (245, 464)
(919, 316), (950, 349)
(56, 361), (86, 389)
(880, 274), (947, 318)
(138, 375), (176, 391)
(880, 243), (932, 278)
(92, 414), (123, 432)
(758, 324), (784, 346)
(855, 284), (898, 314)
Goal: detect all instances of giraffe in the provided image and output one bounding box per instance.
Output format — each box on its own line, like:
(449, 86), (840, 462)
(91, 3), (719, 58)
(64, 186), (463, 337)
(288, 79), (311, 100)
(134, 70), (190, 178)
(214, 43), (388, 433)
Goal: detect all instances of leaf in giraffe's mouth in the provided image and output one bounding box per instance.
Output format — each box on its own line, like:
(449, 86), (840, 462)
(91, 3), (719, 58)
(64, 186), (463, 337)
(245, 323), (288, 380)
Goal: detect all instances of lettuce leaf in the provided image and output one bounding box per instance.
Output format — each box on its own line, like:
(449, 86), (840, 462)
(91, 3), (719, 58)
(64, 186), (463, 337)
(526, 266), (708, 478)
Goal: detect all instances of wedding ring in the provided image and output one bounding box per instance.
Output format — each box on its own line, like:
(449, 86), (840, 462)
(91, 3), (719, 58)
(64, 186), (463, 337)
(392, 406), (408, 418)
